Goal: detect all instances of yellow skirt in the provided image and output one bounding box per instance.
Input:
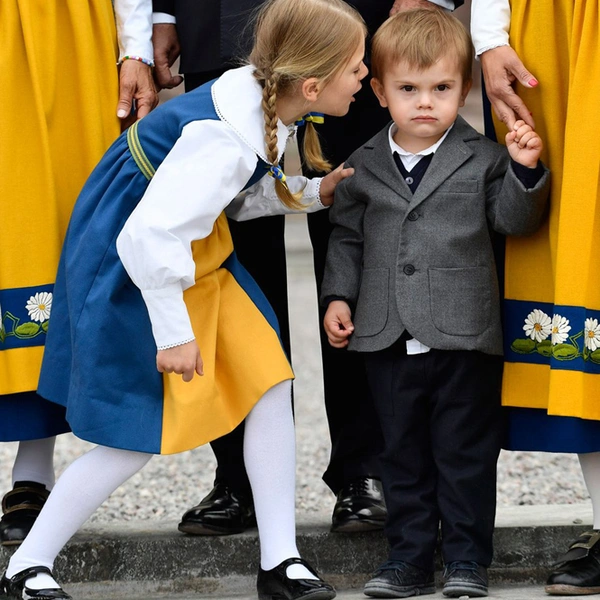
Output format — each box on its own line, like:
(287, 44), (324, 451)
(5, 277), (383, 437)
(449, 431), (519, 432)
(498, 0), (600, 419)
(0, 0), (121, 395)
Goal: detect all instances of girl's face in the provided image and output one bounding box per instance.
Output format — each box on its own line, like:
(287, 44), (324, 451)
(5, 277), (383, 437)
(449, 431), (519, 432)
(311, 40), (368, 117)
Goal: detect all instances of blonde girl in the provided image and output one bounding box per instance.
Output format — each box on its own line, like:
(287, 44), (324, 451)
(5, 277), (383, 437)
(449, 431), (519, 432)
(0, 0), (367, 599)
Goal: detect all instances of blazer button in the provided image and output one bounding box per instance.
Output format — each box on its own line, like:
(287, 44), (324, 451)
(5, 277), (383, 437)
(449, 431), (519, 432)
(403, 264), (415, 276)
(407, 211), (419, 221)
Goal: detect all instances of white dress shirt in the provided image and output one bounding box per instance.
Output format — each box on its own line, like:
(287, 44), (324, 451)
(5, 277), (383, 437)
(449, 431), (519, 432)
(115, 0), (154, 63)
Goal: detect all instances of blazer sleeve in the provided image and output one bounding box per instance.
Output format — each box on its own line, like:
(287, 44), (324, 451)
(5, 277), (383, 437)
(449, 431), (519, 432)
(152, 0), (174, 15)
(320, 168), (366, 310)
(485, 151), (550, 237)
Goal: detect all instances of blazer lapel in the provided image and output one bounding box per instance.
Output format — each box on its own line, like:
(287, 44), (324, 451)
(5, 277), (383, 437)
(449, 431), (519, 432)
(409, 116), (476, 208)
(362, 126), (413, 203)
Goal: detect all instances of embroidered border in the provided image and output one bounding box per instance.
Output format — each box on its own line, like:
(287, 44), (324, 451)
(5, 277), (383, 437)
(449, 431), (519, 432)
(504, 299), (600, 374)
(127, 121), (155, 181)
(0, 284), (54, 350)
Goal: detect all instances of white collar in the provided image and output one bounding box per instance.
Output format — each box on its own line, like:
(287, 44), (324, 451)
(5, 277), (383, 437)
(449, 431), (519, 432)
(212, 65), (294, 165)
(387, 122), (453, 157)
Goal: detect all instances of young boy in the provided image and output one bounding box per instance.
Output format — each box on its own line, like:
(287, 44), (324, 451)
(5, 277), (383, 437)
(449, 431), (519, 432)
(321, 9), (549, 599)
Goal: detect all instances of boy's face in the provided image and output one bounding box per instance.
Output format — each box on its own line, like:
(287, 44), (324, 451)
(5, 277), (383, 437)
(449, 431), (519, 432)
(371, 55), (471, 153)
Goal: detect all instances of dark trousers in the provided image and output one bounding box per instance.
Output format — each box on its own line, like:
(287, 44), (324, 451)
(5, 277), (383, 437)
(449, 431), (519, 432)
(363, 343), (503, 571)
(185, 70), (387, 495)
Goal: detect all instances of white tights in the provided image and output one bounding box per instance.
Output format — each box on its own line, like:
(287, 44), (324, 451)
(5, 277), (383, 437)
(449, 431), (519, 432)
(579, 452), (600, 529)
(12, 437), (57, 490)
(6, 380), (313, 589)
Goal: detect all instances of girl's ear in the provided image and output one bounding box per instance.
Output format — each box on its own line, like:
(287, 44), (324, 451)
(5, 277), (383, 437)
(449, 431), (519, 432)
(371, 78), (388, 108)
(301, 77), (321, 103)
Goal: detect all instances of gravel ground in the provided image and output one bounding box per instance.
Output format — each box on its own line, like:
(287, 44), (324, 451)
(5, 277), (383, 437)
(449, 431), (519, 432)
(0, 216), (590, 523)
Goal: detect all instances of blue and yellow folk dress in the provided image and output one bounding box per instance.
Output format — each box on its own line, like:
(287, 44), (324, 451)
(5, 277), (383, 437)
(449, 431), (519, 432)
(37, 66), (324, 455)
(489, 1), (600, 450)
(0, 0), (127, 441)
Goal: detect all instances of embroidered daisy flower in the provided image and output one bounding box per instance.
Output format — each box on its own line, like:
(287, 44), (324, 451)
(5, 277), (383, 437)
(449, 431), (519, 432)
(25, 292), (53, 323)
(585, 318), (600, 352)
(523, 309), (552, 343)
(551, 314), (571, 345)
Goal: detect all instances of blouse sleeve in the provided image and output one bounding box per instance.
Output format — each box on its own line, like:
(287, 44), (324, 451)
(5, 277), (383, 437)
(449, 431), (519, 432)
(224, 176), (325, 222)
(114, 0), (155, 64)
(116, 119), (258, 350)
(470, 0), (511, 57)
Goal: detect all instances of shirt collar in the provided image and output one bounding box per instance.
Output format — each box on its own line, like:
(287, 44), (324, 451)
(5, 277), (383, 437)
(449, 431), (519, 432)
(212, 65), (293, 165)
(387, 122), (453, 158)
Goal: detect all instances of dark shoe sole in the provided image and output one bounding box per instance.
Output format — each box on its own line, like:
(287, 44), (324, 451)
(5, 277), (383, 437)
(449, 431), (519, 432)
(178, 521), (255, 536)
(330, 518), (385, 534)
(545, 583), (600, 595)
(443, 582), (488, 597)
(258, 588), (336, 600)
(364, 583), (435, 598)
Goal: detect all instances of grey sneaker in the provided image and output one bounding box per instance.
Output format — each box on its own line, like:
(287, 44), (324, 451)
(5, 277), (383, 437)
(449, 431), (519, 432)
(442, 561), (488, 597)
(364, 561), (435, 598)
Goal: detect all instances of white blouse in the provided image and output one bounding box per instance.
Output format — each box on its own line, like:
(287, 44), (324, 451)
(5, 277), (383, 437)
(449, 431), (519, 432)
(470, 0), (511, 57)
(116, 66), (325, 350)
(115, 0), (154, 63)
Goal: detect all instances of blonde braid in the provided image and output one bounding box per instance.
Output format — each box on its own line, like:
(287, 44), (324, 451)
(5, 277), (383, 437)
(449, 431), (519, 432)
(302, 121), (332, 174)
(261, 73), (304, 209)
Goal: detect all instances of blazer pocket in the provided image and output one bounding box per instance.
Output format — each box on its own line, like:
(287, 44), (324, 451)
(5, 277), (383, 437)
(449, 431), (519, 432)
(437, 179), (478, 194)
(428, 266), (490, 336)
(354, 268), (389, 337)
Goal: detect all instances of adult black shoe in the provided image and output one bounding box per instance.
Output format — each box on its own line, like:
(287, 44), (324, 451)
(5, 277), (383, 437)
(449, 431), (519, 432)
(442, 561), (488, 597)
(330, 476), (386, 533)
(1, 566), (72, 599)
(178, 482), (256, 535)
(364, 561), (435, 598)
(257, 557), (336, 600)
(546, 530), (600, 595)
(0, 481), (49, 546)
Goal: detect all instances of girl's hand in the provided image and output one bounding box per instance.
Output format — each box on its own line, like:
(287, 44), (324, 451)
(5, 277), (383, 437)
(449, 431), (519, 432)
(319, 163), (355, 206)
(157, 340), (204, 382)
(505, 120), (543, 168)
(323, 300), (354, 348)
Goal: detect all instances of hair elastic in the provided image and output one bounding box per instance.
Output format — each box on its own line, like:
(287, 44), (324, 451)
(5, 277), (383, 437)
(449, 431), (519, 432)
(295, 112), (325, 126)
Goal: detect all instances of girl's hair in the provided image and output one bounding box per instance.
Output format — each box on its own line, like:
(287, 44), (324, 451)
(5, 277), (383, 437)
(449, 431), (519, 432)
(249, 0), (366, 209)
(371, 9), (473, 85)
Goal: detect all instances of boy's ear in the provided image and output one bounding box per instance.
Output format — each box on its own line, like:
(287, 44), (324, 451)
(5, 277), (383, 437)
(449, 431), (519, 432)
(301, 77), (321, 103)
(371, 78), (388, 108)
(459, 79), (473, 107)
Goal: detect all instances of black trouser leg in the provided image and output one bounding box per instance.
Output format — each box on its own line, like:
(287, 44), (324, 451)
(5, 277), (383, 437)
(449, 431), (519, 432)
(364, 345), (503, 569)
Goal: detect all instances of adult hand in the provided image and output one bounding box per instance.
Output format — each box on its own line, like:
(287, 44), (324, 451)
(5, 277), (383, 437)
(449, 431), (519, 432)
(480, 45), (538, 130)
(390, 0), (439, 16)
(319, 163), (355, 206)
(152, 23), (184, 90)
(323, 301), (355, 349)
(117, 59), (158, 128)
(157, 340), (204, 383)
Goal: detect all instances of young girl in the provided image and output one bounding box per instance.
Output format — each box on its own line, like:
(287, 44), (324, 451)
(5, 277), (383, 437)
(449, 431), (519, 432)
(0, 0), (367, 598)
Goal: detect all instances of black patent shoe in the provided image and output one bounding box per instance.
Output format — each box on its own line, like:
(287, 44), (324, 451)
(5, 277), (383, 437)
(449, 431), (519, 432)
(178, 482), (256, 535)
(364, 561), (435, 598)
(546, 530), (600, 595)
(0, 482), (49, 546)
(442, 561), (488, 597)
(330, 477), (386, 533)
(0, 566), (71, 600)
(257, 557), (336, 600)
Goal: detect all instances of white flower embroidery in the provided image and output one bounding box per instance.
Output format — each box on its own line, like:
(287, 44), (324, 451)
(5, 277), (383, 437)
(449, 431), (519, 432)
(25, 292), (53, 323)
(551, 314), (571, 345)
(585, 318), (600, 352)
(523, 309), (552, 343)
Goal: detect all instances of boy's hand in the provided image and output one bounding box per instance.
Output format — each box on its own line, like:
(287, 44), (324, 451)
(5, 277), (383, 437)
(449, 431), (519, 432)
(157, 340), (204, 382)
(319, 163), (355, 206)
(324, 300), (355, 348)
(505, 120), (543, 168)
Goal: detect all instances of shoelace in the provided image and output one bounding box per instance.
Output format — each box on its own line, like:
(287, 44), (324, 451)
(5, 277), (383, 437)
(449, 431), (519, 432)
(346, 477), (370, 496)
(444, 561), (484, 581)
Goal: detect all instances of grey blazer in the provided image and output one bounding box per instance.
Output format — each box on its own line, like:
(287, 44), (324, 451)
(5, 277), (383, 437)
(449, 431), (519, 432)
(321, 115), (550, 356)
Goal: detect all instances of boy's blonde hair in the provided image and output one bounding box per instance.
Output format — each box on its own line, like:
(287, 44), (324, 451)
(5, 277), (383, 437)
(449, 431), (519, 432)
(371, 9), (472, 85)
(249, 0), (366, 209)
